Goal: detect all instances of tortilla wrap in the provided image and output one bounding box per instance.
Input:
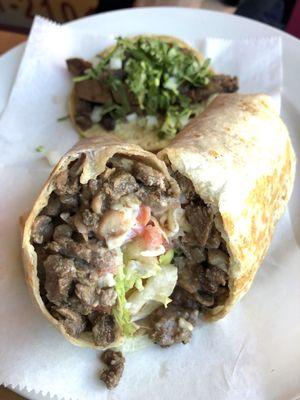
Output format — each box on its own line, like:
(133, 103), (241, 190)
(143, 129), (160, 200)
(159, 93), (296, 320)
(69, 35), (210, 152)
(22, 135), (179, 349)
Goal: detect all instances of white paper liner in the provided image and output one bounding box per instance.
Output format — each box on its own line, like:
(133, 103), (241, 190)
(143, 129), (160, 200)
(1, 16), (299, 400)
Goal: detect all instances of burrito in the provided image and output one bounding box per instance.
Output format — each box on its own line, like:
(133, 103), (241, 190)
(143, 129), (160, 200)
(67, 35), (238, 151)
(158, 93), (296, 323)
(22, 94), (295, 352)
(22, 135), (181, 349)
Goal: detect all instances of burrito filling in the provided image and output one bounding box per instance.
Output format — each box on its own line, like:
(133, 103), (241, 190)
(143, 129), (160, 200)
(148, 172), (230, 346)
(31, 157), (229, 347)
(67, 36), (238, 139)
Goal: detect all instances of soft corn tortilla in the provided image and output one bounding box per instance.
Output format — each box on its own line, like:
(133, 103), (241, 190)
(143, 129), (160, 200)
(69, 35), (211, 152)
(159, 93), (296, 320)
(22, 134), (179, 349)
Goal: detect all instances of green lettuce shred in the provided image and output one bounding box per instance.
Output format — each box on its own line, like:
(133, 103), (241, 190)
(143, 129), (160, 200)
(159, 249), (174, 265)
(113, 267), (136, 337)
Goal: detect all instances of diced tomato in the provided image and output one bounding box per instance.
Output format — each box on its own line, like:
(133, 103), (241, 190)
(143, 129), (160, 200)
(142, 224), (163, 248)
(136, 205), (151, 226)
(97, 266), (118, 277)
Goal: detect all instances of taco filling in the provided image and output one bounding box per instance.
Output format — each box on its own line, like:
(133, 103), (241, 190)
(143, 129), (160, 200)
(30, 154), (229, 348)
(67, 36), (238, 140)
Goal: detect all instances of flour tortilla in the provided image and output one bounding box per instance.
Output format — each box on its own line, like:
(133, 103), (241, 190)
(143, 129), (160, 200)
(69, 35), (211, 152)
(159, 93), (296, 320)
(22, 134), (179, 349)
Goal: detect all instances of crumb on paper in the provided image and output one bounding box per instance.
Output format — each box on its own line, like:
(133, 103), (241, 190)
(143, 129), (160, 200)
(100, 350), (125, 390)
(57, 115), (70, 122)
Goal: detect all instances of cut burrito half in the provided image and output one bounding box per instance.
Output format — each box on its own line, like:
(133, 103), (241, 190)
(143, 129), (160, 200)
(22, 93), (295, 351)
(22, 135), (182, 349)
(158, 93), (296, 323)
(67, 35), (238, 151)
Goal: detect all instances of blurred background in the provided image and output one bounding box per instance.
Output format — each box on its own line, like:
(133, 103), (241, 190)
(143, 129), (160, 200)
(0, 0), (299, 54)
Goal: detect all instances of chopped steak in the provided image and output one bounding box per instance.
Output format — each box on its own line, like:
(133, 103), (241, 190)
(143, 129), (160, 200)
(100, 114), (116, 131)
(75, 283), (97, 307)
(69, 296), (93, 315)
(185, 201), (213, 247)
(43, 194), (61, 217)
(171, 287), (200, 310)
(169, 172), (230, 318)
(74, 98), (93, 131)
(87, 179), (98, 195)
(52, 306), (86, 337)
(55, 170), (79, 196)
(66, 58), (92, 76)
(31, 216), (53, 244)
(184, 74), (238, 102)
(149, 305), (199, 347)
(196, 291), (215, 307)
(205, 265), (227, 287)
(69, 156), (85, 178)
(206, 226), (221, 249)
(92, 313), (116, 347)
(212, 74), (239, 93)
(44, 254), (76, 304)
(133, 162), (166, 190)
(207, 249), (229, 272)
(199, 265), (219, 295)
(53, 224), (73, 241)
(59, 195), (79, 213)
(47, 237), (92, 263)
(89, 246), (120, 272)
(100, 350), (125, 390)
(104, 170), (138, 200)
(177, 263), (201, 294)
(214, 286), (230, 306)
(137, 187), (169, 216)
(82, 209), (99, 229)
(176, 240), (206, 264)
(98, 288), (117, 308)
(74, 97), (93, 116)
(91, 192), (106, 215)
(74, 79), (112, 104)
(174, 171), (195, 202)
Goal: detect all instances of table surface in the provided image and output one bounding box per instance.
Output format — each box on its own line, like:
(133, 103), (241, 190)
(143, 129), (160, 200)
(0, 30), (27, 55)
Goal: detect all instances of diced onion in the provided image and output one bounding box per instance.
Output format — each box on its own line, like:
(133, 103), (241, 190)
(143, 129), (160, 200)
(126, 113), (138, 123)
(140, 245), (165, 257)
(98, 272), (116, 288)
(164, 76), (178, 91)
(45, 150), (61, 166)
(109, 57), (122, 70)
(146, 115), (158, 128)
(91, 106), (103, 123)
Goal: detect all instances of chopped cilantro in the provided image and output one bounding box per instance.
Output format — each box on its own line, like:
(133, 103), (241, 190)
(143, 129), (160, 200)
(73, 36), (212, 138)
(35, 145), (45, 153)
(57, 115), (70, 122)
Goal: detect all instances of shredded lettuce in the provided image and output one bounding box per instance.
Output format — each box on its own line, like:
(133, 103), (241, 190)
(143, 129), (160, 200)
(114, 241), (177, 335)
(126, 264), (178, 319)
(159, 249), (174, 265)
(124, 259), (160, 292)
(113, 267), (136, 337)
